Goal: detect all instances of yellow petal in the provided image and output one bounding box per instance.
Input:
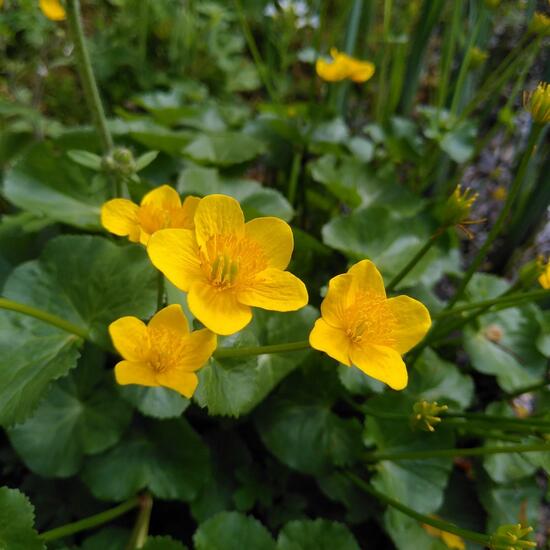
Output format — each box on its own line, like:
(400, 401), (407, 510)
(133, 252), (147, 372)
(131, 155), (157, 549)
(440, 532), (466, 550)
(539, 263), (550, 289)
(39, 0), (66, 21)
(114, 360), (157, 387)
(141, 184), (181, 210)
(109, 316), (148, 361)
(347, 259), (386, 298)
(319, 273), (353, 329)
(101, 199), (141, 242)
(315, 57), (349, 82)
(245, 217), (294, 270)
(348, 60), (375, 83)
(349, 344), (408, 390)
(147, 229), (203, 292)
(188, 281), (252, 335)
(178, 328), (217, 370)
(387, 295), (431, 354)
(148, 304), (189, 336)
(237, 268), (308, 311)
(170, 195), (201, 230)
(309, 318), (351, 366)
(194, 194), (245, 249)
(155, 371), (198, 398)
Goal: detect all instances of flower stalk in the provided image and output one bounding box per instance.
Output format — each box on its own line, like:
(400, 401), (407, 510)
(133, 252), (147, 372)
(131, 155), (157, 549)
(126, 493), (153, 550)
(214, 340), (310, 360)
(65, 0), (113, 155)
(39, 496), (140, 541)
(0, 297), (88, 340)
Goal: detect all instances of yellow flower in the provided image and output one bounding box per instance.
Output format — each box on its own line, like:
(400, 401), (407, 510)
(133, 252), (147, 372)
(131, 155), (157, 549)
(109, 304), (217, 398)
(309, 260), (431, 390)
(539, 259), (550, 289)
(101, 185), (200, 246)
(39, 0), (66, 20)
(316, 48), (375, 83)
(147, 194), (308, 335)
(422, 522), (465, 550)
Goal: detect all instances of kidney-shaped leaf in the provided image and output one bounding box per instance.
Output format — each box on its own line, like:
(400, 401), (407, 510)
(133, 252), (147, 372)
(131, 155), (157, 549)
(277, 519), (360, 550)
(0, 487), (44, 550)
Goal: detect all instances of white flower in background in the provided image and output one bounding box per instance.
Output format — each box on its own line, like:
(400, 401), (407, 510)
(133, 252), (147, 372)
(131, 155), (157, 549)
(264, 0), (319, 28)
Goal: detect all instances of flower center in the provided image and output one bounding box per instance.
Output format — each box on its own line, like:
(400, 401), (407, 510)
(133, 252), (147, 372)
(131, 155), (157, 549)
(147, 328), (187, 373)
(343, 291), (396, 346)
(199, 234), (267, 290)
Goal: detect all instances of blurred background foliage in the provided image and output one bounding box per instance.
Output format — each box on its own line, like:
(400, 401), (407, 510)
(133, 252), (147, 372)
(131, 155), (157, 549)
(0, 1), (549, 549)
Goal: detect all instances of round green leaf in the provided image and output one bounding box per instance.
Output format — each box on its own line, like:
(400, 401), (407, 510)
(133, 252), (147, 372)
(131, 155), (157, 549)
(277, 519), (360, 550)
(82, 418), (210, 501)
(0, 487), (44, 550)
(8, 373), (132, 478)
(119, 386), (189, 419)
(194, 512), (275, 550)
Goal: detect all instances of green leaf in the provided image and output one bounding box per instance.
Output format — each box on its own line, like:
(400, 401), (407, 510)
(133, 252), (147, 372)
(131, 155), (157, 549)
(135, 150), (159, 171)
(463, 303), (547, 393)
(194, 512), (275, 550)
(309, 155), (422, 213)
(439, 121), (477, 163)
(7, 369), (132, 478)
(142, 536), (188, 550)
(383, 510), (448, 550)
(277, 519), (360, 550)
(183, 132), (265, 166)
(178, 166), (293, 221)
(194, 307), (317, 417)
(0, 487), (45, 550)
(255, 361), (363, 475)
(4, 141), (108, 229)
(66, 150), (103, 171)
(119, 386), (189, 419)
(322, 205), (459, 288)
(408, 348), (474, 410)
(364, 393), (455, 514)
(82, 418), (209, 502)
(81, 527), (130, 550)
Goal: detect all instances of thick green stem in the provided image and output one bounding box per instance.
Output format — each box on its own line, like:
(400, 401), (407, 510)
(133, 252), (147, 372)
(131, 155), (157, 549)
(0, 297), (88, 340)
(386, 232), (442, 293)
(375, 0), (392, 123)
(505, 380), (550, 398)
(447, 123), (544, 308)
(345, 472), (490, 545)
(65, 0), (113, 154)
(156, 272), (165, 311)
(39, 496), (139, 542)
(126, 494), (152, 550)
(214, 340), (310, 360)
(365, 442), (550, 462)
(287, 149), (303, 207)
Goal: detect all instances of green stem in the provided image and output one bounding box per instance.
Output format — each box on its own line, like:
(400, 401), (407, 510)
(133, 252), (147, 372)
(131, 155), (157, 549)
(505, 380), (550, 398)
(39, 496), (139, 542)
(126, 494), (152, 550)
(214, 340), (310, 360)
(447, 123), (544, 308)
(156, 271), (165, 311)
(375, 0), (392, 123)
(0, 297), (88, 340)
(233, 0), (277, 102)
(386, 231), (442, 292)
(433, 289), (550, 320)
(345, 472), (490, 546)
(445, 412), (550, 428)
(65, 0), (113, 154)
(287, 149), (303, 207)
(364, 442), (550, 462)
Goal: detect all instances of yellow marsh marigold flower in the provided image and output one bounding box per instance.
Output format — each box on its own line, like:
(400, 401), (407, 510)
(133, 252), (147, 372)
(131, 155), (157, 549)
(316, 48), (375, 83)
(524, 82), (550, 124)
(109, 304), (216, 398)
(309, 260), (431, 390)
(422, 521), (465, 550)
(539, 258), (550, 289)
(40, 0), (66, 20)
(147, 194), (308, 335)
(101, 185), (200, 246)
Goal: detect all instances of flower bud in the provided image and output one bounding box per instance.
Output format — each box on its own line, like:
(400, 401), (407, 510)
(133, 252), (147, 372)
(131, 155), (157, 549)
(411, 401), (448, 432)
(469, 47), (488, 69)
(528, 12), (550, 37)
(102, 147), (137, 177)
(438, 185), (479, 228)
(524, 82), (550, 124)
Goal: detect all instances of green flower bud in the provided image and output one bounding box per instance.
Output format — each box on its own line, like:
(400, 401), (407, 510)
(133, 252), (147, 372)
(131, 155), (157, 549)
(524, 82), (550, 124)
(490, 524), (536, 550)
(411, 401), (448, 432)
(529, 12), (550, 37)
(438, 185), (479, 229)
